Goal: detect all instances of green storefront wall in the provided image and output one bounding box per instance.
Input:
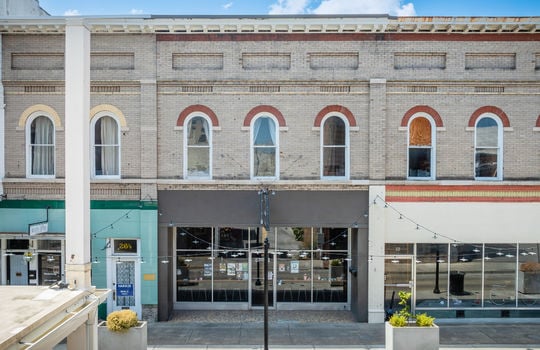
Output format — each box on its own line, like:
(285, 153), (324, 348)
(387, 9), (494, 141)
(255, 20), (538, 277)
(0, 199), (158, 319)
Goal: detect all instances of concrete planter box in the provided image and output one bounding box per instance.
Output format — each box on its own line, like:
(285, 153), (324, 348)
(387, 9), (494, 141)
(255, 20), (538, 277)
(385, 321), (439, 350)
(98, 320), (147, 350)
(519, 271), (540, 294)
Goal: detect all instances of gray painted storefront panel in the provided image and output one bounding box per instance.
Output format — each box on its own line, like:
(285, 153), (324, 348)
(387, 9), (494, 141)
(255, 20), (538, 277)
(158, 190), (368, 227)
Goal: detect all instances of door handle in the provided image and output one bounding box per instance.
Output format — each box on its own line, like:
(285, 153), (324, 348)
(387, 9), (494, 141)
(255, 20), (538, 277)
(113, 290), (116, 301)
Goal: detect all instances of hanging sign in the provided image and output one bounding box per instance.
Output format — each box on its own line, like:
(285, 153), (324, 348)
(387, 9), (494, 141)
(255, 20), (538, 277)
(28, 221), (48, 236)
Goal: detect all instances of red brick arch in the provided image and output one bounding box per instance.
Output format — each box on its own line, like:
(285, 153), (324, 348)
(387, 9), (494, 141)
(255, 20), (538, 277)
(536, 115), (540, 128)
(177, 105), (219, 127)
(313, 105), (356, 127)
(243, 105), (286, 127)
(400, 105), (443, 127)
(468, 106), (510, 128)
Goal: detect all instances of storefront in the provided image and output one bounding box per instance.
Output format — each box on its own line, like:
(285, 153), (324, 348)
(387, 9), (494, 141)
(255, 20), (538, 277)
(157, 189), (370, 320)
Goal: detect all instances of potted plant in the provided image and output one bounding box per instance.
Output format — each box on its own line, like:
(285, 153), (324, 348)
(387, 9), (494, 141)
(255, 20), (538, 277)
(329, 258), (344, 286)
(385, 291), (439, 350)
(98, 309), (147, 350)
(519, 262), (540, 294)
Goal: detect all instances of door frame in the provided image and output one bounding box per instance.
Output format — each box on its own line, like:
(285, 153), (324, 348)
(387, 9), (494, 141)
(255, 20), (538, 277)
(106, 238), (142, 317)
(249, 248), (276, 309)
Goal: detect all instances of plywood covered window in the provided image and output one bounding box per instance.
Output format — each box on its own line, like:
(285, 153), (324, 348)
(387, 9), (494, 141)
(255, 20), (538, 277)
(408, 116), (434, 179)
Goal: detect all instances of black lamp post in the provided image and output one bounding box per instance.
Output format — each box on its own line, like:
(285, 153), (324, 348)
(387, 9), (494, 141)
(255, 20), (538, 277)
(433, 248), (441, 294)
(263, 237), (269, 350)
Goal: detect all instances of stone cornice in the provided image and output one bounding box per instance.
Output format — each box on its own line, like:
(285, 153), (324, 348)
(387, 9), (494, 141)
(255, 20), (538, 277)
(0, 15), (538, 34)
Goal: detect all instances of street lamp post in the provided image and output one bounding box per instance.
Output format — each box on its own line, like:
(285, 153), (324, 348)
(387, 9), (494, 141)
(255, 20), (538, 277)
(433, 248), (441, 294)
(263, 237), (269, 350)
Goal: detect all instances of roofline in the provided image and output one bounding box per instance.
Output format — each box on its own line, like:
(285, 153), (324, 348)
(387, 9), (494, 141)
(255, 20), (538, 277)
(0, 15), (538, 34)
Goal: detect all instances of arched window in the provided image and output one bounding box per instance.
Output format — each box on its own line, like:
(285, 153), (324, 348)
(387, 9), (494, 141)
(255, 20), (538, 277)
(408, 116), (435, 179)
(251, 115), (278, 179)
(184, 115), (212, 179)
(321, 115), (348, 179)
(26, 114), (55, 177)
(475, 115), (502, 180)
(92, 114), (120, 178)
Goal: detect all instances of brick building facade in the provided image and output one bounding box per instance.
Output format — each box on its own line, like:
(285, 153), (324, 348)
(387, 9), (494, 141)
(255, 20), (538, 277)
(0, 15), (539, 322)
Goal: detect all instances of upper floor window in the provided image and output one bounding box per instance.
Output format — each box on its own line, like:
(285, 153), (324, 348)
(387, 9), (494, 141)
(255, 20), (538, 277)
(475, 116), (502, 180)
(321, 115), (348, 179)
(408, 116), (435, 180)
(92, 114), (120, 178)
(27, 115), (55, 177)
(251, 116), (278, 179)
(184, 115), (211, 179)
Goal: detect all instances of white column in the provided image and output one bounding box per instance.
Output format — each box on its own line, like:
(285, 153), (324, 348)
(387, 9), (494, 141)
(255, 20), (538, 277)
(64, 19), (92, 290)
(0, 34), (5, 197)
(368, 185), (386, 323)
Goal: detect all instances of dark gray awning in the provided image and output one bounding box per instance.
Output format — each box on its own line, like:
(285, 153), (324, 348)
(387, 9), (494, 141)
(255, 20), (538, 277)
(158, 190), (368, 227)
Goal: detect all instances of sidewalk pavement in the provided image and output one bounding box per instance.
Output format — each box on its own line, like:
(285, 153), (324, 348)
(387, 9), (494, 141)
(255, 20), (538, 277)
(147, 319), (540, 349)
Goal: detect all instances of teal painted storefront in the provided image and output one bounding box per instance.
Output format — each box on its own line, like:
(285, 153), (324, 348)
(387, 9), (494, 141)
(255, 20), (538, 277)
(0, 199), (158, 320)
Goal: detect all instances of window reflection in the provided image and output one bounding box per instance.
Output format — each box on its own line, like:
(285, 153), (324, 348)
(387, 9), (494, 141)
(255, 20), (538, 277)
(416, 244), (448, 307)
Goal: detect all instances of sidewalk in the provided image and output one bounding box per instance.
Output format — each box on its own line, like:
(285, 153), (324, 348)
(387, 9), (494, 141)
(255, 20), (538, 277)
(146, 314), (540, 349)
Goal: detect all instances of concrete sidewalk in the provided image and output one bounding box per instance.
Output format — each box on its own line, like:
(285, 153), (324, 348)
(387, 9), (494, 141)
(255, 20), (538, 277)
(147, 319), (540, 349)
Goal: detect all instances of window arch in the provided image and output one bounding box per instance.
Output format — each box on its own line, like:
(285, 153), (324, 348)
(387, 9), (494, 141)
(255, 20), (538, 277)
(475, 114), (502, 180)
(184, 114), (212, 179)
(26, 113), (55, 178)
(251, 114), (279, 179)
(321, 114), (349, 179)
(91, 113), (120, 178)
(408, 115), (436, 180)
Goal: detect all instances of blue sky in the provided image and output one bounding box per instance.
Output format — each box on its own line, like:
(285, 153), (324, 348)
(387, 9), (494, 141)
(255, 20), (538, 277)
(39, 0), (540, 17)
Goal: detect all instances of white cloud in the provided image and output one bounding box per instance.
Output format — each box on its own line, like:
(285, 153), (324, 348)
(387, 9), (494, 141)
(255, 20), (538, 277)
(223, 2), (233, 10)
(130, 8), (144, 15)
(313, 0), (416, 16)
(268, 0), (416, 16)
(64, 9), (81, 16)
(269, 0), (311, 14)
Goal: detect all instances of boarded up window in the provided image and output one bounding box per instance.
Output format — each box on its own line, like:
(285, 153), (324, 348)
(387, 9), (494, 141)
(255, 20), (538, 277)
(91, 52), (134, 70)
(173, 53), (224, 70)
(12, 53), (64, 70)
(242, 53), (291, 70)
(465, 53), (516, 70)
(394, 53), (446, 70)
(409, 117), (432, 146)
(309, 53), (358, 70)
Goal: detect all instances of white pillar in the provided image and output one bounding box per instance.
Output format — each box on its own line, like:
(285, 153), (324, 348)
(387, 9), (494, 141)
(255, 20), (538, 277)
(0, 34), (5, 198)
(64, 18), (92, 290)
(368, 185), (386, 323)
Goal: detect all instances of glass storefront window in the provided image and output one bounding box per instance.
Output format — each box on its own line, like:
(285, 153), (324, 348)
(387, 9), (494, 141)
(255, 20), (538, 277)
(517, 244), (540, 307)
(484, 244), (517, 307)
(449, 243), (482, 307)
(416, 244), (448, 308)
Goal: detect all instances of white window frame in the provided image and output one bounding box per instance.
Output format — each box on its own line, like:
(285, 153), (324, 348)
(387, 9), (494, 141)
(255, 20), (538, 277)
(250, 114), (279, 180)
(183, 113), (213, 180)
(474, 114), (503, 181)
(407, 114), (436, 181)
(91, 112), (121, 179)
(320, 113), (350, 180)
(26, 112), (55, 179)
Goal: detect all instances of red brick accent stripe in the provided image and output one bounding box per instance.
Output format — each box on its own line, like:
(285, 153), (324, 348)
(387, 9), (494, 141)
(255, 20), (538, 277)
(177, 105), (219, 127)
(468, 106), (510, 127)
(243, 105), (286, 127)
(157, 33), (540, 42)
(314, 105), (356, 127)
(400, 105), (443, 127)
(386, 185), (540, 202)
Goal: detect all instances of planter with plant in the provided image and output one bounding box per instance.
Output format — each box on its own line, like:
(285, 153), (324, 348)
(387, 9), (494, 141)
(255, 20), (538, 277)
(98, 309), (147, 350)
(385, 291), (439, 350)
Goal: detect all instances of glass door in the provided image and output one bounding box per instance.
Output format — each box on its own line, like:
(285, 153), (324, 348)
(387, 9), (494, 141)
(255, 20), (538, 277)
(110, 258), (141, 316)
(250, 249), (274, 307)
(384, 255), (414, 318)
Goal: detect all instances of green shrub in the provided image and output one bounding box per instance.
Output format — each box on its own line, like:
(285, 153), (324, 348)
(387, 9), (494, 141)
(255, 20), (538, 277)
(106, 310), (139, 332)
(388, 314), (408, 327)
(415, 313), (435, 327)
